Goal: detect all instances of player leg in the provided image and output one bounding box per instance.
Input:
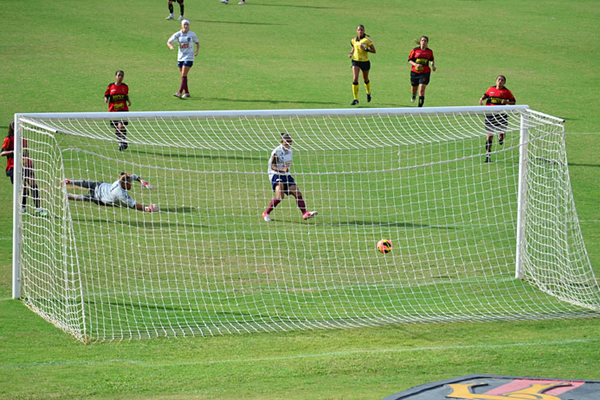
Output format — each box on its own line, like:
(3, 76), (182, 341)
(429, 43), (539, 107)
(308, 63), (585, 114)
(166, 0), (174, 19)
(418, 73), (430, 107)
(288, 184), (317, 220)
(351, 65), (360, 105)
(362, 66), (371, 103)
(263, 180), (285, 221)
(410, 72), (419, 103)
(177, 0), (184, 20)
(181, 64), (191, 96)
(24, 169), (46, 216)
(116, 121), (128, 151)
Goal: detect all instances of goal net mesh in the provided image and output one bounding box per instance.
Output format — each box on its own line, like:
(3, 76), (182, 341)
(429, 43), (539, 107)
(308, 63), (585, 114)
(13, 107), (600, 342)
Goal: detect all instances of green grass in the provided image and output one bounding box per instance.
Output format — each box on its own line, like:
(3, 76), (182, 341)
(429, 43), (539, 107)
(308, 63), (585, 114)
(1, 0), (599, 399)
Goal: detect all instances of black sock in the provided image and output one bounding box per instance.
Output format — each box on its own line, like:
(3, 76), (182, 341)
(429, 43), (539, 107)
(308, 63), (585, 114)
(486, 138), (493, 153)
(418, 96), (424, 107)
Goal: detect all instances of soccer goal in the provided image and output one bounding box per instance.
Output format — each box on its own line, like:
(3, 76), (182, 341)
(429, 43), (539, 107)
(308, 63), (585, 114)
(11, 106), (600, 343)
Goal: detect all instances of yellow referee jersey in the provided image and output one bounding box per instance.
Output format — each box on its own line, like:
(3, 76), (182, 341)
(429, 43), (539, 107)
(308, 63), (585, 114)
(351, 36), (373, 62)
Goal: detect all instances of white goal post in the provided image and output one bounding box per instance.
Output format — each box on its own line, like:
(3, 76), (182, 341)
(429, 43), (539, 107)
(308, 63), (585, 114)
(11, 106), (600, 343)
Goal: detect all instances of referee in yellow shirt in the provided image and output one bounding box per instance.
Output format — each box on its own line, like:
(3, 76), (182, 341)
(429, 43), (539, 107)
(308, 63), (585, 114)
(348, 25), (376, 105)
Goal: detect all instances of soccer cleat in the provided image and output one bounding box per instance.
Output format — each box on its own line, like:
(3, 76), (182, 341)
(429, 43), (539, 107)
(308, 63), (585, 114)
(262, 211), (271, 222)
(221, 0), (229, 3)
(351, 99), (359, 105)
(173, 92), (183, 98)
(238, 1), (246, 3)
(166, 14), (174, 20)
(178, 15), (184, 20)
(182, 93), (190, 98)
(367, 93), (372, 102)
(302, 211), (317, 220)
(411, 94), (416, 103)
(36, 209), (48, 217)
(485, 154), (491, 163)
(118, 142), (128, 152)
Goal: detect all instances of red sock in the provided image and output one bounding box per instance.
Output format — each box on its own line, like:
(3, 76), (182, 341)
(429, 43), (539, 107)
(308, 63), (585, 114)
(296, 198), (307, 214)
(182, 76), (189, 94)
(266, 198), (281, 214)
(178, 76), (187, 94)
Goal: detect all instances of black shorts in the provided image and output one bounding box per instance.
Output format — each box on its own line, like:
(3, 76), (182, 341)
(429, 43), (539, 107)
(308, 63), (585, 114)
(410, 71), (431, 86)
(484, 113), (509, 133)
(110, 120), (129, 129)
(352, 60), (371, 72)
(6, 168), (14, 184)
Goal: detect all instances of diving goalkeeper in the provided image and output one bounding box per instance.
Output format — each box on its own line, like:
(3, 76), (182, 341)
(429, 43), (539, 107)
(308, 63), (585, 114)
(64, 171), (159, 212)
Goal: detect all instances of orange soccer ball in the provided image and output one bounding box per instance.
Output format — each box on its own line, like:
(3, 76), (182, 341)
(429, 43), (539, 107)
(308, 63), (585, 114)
(376, 239), (392, 254)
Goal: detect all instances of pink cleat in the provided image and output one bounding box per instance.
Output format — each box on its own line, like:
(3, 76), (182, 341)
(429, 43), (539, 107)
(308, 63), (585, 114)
(302, 211), (317, 220)
(262, 211), (271, 222)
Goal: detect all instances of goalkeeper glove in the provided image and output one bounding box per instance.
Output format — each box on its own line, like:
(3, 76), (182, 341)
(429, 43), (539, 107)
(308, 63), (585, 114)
(145, 204), (160, 213)
(140, 180), (154, 190)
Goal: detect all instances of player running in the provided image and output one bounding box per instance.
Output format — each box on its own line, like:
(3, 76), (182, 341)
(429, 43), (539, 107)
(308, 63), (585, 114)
(104, 70), (131, 151)
(262, 132), (317, 222)
(64, 172), (159, 212)
(407, 36), (436, 107)
(348, 24), (376, 106)
(479, 75), (516, 163)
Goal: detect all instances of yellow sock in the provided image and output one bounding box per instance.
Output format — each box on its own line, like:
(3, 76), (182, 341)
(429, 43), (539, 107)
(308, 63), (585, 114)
(352, 83), (359, 100)
(364, 81), (371, 94)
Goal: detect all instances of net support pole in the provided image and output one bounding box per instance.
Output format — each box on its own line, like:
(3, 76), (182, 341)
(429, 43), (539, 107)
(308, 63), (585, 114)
(515, 110), (530, 280)
(12, 116), (23, 299)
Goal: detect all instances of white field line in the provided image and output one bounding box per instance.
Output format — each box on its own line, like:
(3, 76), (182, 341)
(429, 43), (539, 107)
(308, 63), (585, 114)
(1, 338), (599, 370)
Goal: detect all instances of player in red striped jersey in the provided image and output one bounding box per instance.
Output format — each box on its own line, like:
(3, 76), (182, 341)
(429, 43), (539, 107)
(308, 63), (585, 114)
(104, 70), (131, 151)
(407, 36), (436, 107)
(1, 121), (47, 216)
(479, 75), (516, 163)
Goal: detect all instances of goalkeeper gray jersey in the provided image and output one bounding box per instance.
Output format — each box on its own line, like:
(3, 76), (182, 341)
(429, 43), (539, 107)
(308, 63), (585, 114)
(95, 180), (136, 208)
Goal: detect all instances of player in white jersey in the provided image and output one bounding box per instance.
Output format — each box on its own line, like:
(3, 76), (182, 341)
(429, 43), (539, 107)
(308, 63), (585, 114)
(64, 172), (159, 212)
(167, 19), (200, 98)
(262, 132), (317, 222)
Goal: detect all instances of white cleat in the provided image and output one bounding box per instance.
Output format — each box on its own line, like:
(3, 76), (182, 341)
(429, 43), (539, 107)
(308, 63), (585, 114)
(262, 212), (271, 222)
(177, 15), (184, 20)
(166, 14), (174, 20)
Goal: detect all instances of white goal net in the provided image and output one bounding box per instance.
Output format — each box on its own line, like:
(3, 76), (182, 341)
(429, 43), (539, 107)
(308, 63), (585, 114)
(11, 107), (600, 343)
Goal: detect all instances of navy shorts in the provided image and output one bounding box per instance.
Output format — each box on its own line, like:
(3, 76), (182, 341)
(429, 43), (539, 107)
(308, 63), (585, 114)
(351, 60), (371, 71)
(484, 113), (509, 133)
(411, 71), (431, 86)
(178, 61), (194, 68)
(271, 174), (296, 194)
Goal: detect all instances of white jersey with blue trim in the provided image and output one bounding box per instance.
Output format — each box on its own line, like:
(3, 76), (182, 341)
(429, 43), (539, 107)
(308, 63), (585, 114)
(168, 30), (200, 62)
(268, 145), (293, 180)
(95, 180), (137, 208)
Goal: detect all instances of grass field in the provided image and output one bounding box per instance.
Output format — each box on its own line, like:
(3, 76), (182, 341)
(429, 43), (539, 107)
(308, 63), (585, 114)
(1, 0), (599, 399)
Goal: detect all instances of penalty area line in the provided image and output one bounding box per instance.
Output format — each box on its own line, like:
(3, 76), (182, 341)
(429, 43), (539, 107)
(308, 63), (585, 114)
(1, 338), (599, 370)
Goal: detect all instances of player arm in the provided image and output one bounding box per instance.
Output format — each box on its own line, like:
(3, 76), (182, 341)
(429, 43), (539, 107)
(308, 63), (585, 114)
(270, 156), (288, 173)
(479, 93), (489, 105)
(430, 58), (436, 71)
(503, 94), (516, 105)
(348, 41), (354, 58)
(167, 35), (176, 50)
(0, 147), (13, 157)
(131, 174), (153, 190)
(194, 41), (199, 57)
(362, 39), (376, 54)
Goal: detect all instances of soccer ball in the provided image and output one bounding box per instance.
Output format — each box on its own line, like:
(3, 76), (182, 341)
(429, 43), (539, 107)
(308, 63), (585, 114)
(377, 239), (392, 254)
